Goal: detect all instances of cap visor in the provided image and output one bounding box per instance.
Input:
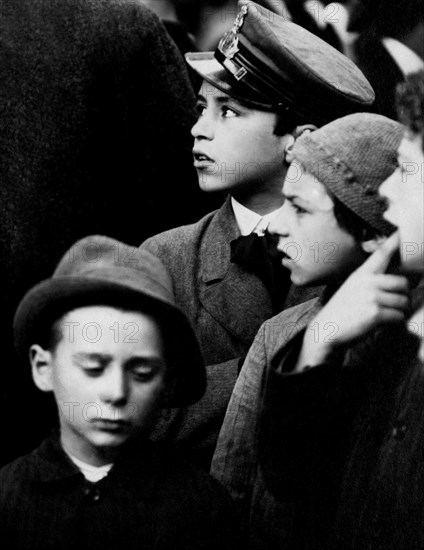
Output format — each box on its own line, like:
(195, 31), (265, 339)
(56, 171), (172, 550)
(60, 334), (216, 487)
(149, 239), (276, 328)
(185, 51), (236, 96)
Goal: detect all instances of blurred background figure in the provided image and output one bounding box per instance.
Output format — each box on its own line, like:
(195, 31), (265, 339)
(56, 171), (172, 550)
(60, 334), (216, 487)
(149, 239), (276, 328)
(149, 0), (424, 111)
(285, 0), (344, 50)
(0, 0), (219, 467)
(340, 0), (424, 118)
(140, 0), (198, 54)
(173, 0), (346, 51)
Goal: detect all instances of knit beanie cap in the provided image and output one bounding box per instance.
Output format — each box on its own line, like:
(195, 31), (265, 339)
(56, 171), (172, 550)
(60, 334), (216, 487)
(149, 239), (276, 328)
(291, 113), (404, 235)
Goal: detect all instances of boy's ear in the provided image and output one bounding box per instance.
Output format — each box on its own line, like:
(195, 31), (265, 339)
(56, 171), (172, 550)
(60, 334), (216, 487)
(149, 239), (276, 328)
(30, 344), (54, 392)
(285, 124), (318, 163)
(293, 124), (318, 140)
(361, 235), (386, 254)
(284, 134), (296, 163)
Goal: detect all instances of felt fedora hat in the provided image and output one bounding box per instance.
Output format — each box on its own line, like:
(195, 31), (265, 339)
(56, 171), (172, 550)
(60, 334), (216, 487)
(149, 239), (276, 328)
(13, 235), (206, 407)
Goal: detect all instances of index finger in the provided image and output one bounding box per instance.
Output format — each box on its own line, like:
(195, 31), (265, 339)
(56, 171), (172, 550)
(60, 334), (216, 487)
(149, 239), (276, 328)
(358, 231), (400, 275)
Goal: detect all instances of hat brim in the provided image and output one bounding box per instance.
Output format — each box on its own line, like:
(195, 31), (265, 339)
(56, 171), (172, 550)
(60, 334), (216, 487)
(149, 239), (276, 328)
(186, 52), (235, 94)
(186, 52), (273, 109)
(14, 277), (206, 408)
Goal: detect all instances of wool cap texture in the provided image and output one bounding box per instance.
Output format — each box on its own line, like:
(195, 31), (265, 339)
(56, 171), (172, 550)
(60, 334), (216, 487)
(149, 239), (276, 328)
(291, 113), (405, 235)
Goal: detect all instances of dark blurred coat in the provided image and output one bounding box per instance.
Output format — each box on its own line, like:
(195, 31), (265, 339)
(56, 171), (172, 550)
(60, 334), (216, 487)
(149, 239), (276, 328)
(0, 0), (218, 466)
(345, 0), (424, 119)
(260, 297), (424, 549)
(351, 31), (405, 120)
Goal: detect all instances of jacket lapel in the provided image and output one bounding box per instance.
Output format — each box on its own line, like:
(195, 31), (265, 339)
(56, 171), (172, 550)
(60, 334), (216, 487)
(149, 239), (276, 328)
(199, 196), (272, 345)
(284, 282), (324, 310)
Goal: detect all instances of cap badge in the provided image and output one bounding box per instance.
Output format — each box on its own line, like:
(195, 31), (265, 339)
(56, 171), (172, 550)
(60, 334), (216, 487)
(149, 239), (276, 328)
(218, 4), (248, 60)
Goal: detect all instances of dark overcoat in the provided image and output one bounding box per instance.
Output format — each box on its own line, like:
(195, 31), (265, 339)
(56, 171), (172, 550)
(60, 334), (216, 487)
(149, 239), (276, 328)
(0, 434), (242, 549)
(261, 299), (424, 549)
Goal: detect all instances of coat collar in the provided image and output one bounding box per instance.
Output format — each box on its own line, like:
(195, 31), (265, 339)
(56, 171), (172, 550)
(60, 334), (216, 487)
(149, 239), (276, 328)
(197, 196), (323, 344)
(29, 432), (161, 489)
(28, 432), (83, 483)
(200, 195), (240, 283)
(198, 196), (272, 344)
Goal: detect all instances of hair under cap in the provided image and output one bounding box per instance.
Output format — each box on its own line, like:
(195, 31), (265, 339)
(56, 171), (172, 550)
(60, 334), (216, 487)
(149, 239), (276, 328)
(291, 113), (405, 235)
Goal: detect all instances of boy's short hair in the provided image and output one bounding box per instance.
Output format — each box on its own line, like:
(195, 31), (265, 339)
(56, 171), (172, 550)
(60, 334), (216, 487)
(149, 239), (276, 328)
(274, 111), (304, 137)
(331, 194), (381, 243)
(396, 70), (424, 146)
(39, 315), (63, 353)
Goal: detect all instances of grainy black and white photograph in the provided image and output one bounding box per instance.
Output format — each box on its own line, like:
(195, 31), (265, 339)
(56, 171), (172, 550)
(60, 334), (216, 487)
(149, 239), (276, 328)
(0, 1), (423, 548)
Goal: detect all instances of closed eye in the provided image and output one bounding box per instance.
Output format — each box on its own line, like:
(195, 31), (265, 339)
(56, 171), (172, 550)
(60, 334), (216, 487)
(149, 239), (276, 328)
(79, 364), (105, 376)
(131, 369), (156, 382)
(290, 202), (307, 214)
(128, 358), (165, 382)
(74, 353), (109, 375)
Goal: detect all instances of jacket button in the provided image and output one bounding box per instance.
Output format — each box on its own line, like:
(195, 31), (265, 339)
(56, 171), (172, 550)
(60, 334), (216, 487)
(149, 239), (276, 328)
(391, 424), (407, 440)
(83, 485), (101, 502)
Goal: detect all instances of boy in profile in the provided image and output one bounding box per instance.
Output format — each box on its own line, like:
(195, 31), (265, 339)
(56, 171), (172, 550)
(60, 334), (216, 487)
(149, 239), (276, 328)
(259, 75), (424, 548)
(0, 235), (240, 550)
(211, 111), (407, 548)
(140, 0), (376, 469)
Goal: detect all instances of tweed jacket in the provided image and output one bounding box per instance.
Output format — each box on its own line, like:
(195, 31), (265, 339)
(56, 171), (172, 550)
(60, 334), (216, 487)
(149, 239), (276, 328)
(211, 297), (321, 548)
(140, 196), (319, 468)
(0, 434), (242, 550)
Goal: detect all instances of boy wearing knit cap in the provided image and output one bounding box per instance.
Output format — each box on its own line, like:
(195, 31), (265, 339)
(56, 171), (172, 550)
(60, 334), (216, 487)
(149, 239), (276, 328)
(0, 236), (240, 550)
(140, 0), (375, 470)
(259, 73), (424, 550)
(211, 112), (407, 549)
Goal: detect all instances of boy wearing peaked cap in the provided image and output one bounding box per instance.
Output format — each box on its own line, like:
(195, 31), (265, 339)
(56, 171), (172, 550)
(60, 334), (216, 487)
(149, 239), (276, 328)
(140, 0), (375, 470)
(0, 236), (241, 550)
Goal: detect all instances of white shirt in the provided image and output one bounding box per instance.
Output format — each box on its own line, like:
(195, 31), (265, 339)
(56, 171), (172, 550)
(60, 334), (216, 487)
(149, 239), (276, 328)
(231, 196), (283, 236)
(382, 38), (424, 77)
(65, 449), (113, 482)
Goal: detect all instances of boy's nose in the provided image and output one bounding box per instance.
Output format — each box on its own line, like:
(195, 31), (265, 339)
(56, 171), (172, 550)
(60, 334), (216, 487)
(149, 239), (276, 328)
(100, 367), (128, 406)
(191, 112), (215, 141)
(268, 206), (290, 239)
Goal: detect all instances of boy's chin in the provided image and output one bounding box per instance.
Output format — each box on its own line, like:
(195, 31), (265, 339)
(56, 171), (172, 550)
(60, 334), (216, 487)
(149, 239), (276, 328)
(90, 433), (129, 449)
(289, 272), (311, 287)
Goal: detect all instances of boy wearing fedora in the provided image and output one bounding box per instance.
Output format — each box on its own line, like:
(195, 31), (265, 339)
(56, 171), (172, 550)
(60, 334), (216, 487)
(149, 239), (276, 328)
(0, 236), (240, 550)
(140, 0), (375, 470)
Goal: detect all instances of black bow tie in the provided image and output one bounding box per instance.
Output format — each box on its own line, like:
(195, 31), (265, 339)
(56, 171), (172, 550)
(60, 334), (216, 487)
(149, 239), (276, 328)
(230, 232), (291, 313)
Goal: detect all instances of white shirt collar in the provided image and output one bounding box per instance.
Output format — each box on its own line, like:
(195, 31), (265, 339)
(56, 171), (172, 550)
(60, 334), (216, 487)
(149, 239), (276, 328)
(230, 196), (283, 236)
(64, 449), (113, 482)
(382, 38), (424, 77)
